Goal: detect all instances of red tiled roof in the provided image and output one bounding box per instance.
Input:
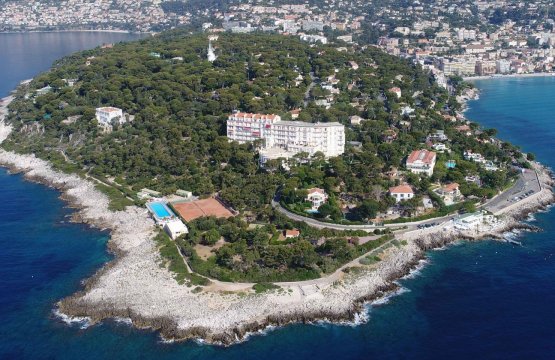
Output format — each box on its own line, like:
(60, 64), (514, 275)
(230, 113), (279, 121)
(442, 183), (459, 192)
(307, 187), (325, 195)
(389, 184), (414, 194)
(285, 229), (300, 237)
(407, 150), (436, 165)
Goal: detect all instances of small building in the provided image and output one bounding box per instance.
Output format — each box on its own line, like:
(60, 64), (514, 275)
(389, 184), (415, 203)
(285, 229), (300, 238)
(389, 87), (402, 98)
(96, 107), (125, 125)
(164, 219), (189, 240)
(440, 183), (460, 197)
(36, 85), (53, 96)
(401, 105), (415, 116)
(456, 125), (472, 136)
(465, 175), (481, 186)
(138, 188), (162, 200)
(406, 149), (437, 176)
(454, 212), (484, 230)
(306, 188), (328, 211)
(432, 143), (449, 152)
(484, 161), (499, 171)
(436, 183), (461, 205)
(176, 189), (193, 199)
(349, 115), (364, 125)
(464, 150), (486, 163)
(428, 130), (448, 142)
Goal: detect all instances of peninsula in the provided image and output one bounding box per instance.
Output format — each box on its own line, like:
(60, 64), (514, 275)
(0, 31), (553, 345)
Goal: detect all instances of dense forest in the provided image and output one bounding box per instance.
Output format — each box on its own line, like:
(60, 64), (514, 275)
(2, 31), (525, 281)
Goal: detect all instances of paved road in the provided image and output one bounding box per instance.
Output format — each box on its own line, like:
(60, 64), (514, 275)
(303, 72), (316, 107)
(272, 170), (540, 232)
(483, 169), (541, 213)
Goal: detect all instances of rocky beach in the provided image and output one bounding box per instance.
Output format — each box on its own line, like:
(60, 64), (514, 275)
(1, 94), (554, 345)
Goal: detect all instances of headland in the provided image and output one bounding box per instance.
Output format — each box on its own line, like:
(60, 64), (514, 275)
(1, 92), (554, 345)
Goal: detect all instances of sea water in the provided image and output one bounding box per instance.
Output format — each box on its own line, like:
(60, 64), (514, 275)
(1, 34), (555, 359)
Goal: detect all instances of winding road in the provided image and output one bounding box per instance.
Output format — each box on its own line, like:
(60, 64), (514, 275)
(272, 170), (540, 233)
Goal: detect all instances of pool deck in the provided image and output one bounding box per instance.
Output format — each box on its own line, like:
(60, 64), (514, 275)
(146, 201), (176, 224)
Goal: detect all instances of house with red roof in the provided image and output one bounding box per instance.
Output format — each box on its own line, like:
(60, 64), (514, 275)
(285, 229), (300, 238)
(435, 183), (462, 205)
(389, 87), (402, 99)
(406, 149), (437, 176)
(389, 184), (415, 203)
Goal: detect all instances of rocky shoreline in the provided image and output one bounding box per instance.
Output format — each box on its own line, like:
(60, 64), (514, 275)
(1, 95), (555, 345)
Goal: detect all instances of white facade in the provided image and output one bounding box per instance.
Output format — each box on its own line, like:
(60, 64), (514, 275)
(454, 212), (484, 230)
(163, 219), (189, 240)
(406, 150), (437, 176)
(227, 113), (345, 159)
(306, 188), (328, 211)
(389, 185), (415, 203)
(207, 41), (217, 62)
(300, 34), (328, 44)
(95, 107), (123, 126)
(258, 147), (296, 167)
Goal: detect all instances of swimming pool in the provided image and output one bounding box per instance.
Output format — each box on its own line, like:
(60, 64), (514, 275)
(146, 201), (175, 222)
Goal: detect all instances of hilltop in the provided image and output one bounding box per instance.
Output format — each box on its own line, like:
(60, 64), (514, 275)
(2, 32), (530, 283)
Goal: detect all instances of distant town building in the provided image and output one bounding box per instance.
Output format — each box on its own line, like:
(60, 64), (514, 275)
(299, 34), (328, 44)
(302, 20), (325, 32)
(406, 149), (437, 176)
(476, 60), (496, 75)
(389, 184), (415, 203)
(441, 58), (476, 76)
(496, 59), (512, 74)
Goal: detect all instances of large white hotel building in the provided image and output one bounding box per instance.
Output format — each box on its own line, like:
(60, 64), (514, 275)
(226, 112), (345, 163)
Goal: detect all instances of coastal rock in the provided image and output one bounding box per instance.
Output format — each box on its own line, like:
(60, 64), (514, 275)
(1, 97), (555, 344)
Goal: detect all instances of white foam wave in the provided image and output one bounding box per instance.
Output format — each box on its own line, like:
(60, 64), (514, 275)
(370, 286), (410, 306)
(401, 259), (429, 280)
(53, 309), (92, 329)
(113, 317), (133, 325)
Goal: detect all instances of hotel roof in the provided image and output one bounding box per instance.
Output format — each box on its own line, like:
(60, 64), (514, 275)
(230, 112), (280, 120)
(273, 120), (344, 128)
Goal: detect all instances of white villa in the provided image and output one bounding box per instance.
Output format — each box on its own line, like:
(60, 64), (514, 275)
(95, 107), (125, 132)
(464, 150), (486, 163)
(306, 188), (328, 211)
(389, 184), (415, 203)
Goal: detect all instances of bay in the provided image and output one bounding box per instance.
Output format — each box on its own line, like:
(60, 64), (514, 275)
(1, 33), (554, 359)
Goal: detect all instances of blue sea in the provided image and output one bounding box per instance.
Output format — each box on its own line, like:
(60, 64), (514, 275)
(1, 33), (555, 359)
